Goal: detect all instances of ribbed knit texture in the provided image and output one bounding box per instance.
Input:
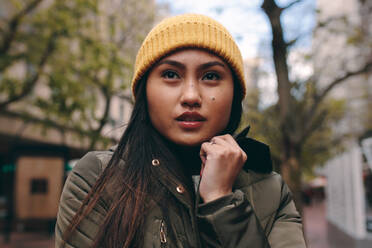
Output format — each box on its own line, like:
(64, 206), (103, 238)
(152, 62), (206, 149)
(131, 14), (246, 100)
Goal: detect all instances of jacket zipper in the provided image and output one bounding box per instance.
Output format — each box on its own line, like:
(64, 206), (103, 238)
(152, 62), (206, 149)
(160, 219), (167, 247)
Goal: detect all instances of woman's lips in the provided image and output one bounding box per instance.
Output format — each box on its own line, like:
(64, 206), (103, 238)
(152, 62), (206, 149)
(178, 121), (203, 129)
(176, 112), (206, 130)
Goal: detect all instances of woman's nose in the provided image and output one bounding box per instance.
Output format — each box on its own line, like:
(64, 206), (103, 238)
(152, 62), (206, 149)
(180, 79), (201, 108)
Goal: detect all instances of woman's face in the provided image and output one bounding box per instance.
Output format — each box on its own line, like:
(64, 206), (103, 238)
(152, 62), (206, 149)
(146, 49), (234, 146)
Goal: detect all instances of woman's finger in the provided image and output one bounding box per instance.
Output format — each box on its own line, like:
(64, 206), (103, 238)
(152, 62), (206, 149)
(210, 135), (247, 162)
(210, 136), (230, 147)
(201, 139), (221, 150)
(214, 134), (241, 149)
(200, 163), (205, 177)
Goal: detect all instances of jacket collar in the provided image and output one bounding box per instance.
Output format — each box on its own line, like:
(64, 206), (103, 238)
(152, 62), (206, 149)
(236, 137), (273, 174)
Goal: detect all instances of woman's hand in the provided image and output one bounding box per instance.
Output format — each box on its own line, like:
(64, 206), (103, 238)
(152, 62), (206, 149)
(199, 134), (247, 203)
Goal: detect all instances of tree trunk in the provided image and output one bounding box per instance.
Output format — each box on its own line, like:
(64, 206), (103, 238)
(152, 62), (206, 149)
(280, 143), (303, 213)
(0, 31), (58, 111)
(262, 0), (304, 212)
(262, 0), (291, 120)
(89, 88), (111, 150)
(261, 0), (372, 215)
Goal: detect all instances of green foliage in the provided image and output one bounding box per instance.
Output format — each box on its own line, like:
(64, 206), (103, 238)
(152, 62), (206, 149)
(241, 88), (346, 176)
(299, 98), (346, 175)
(0, 0), (157, 147)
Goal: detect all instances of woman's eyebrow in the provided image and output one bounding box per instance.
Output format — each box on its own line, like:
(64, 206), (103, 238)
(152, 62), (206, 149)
(199, 61), (226, 70)
(157, 60), (185, 69)
(156, 60), (226, 70)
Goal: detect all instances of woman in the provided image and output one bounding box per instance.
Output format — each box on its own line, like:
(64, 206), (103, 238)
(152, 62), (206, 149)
(55, 14), (306, 248)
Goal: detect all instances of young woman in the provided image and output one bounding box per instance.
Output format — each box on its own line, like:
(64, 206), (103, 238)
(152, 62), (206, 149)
(55, 14), (306, 248)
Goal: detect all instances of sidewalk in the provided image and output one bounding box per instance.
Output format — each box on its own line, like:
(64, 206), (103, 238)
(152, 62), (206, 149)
(303, 200), (330, 248)
(303, 200), (372, 248)
(0, 232), (54, 248)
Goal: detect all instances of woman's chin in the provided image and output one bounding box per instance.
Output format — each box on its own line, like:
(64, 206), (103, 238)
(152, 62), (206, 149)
(172, 140), (203, 147)
(168, 136), (209, 147)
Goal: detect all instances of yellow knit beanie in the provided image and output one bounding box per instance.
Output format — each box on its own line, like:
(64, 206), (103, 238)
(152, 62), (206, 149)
(131, 13), (246, 100)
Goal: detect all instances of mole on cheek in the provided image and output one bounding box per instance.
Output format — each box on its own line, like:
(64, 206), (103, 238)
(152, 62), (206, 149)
(211, 97), (215, 101)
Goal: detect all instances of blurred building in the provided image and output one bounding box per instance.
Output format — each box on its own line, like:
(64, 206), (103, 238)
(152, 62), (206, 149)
(314, 0), (372, 137)
(0, 0), (136, 241)
(313, 0), (372, 246)
(243, 57), (261, 90)
(0, 83), (132, 237)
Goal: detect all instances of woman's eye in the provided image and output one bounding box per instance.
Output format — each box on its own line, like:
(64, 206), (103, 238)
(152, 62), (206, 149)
(162, 70), (179, 79)
(202, 72), (220, 81)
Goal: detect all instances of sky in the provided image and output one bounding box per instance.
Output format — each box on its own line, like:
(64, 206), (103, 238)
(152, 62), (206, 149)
(157, 0), (268, 58)
(156, 0), (316, 59)
(155, 0), (316, 105)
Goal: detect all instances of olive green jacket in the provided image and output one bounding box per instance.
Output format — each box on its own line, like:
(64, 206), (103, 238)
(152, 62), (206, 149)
(55, 147), (306, 247)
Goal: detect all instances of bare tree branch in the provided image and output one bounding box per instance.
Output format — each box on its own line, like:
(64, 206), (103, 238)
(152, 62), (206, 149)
(262, 0), (292, 122)
(0, 31), (58, 111)
(2, 109), (91, 137)
(286, 37), (299, 47)
(300, 109), (328, 144)
(116, 93), (134, 105)
(302, 60), (372, 139)
(0, 52), (26, 71)
(281, 0), (303, 11)
(89, 88), (111, 150)
(315, 15), (349, 30)
(318, 61), (372, 102)
(0, 0), (44, 54)
(88, 48), (117, 149)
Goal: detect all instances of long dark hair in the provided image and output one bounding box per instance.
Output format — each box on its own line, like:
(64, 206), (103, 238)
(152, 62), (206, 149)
(62, 72), (243, 247)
